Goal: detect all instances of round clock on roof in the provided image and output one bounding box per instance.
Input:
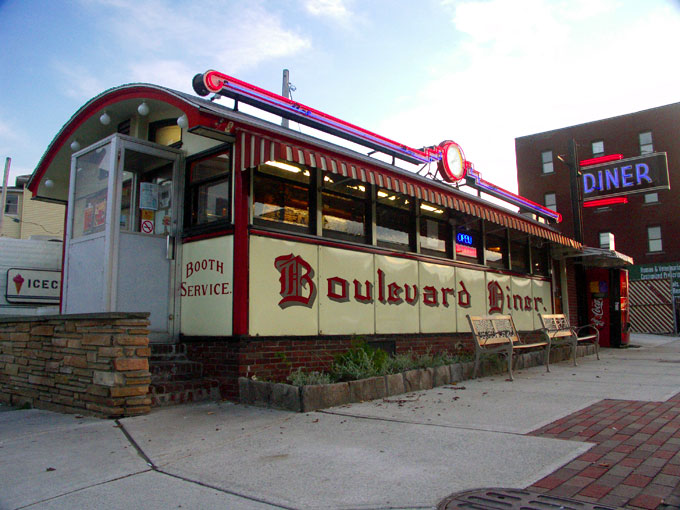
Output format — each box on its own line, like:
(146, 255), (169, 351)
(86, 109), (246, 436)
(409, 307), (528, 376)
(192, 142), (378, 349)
(437, 140), (466, 183)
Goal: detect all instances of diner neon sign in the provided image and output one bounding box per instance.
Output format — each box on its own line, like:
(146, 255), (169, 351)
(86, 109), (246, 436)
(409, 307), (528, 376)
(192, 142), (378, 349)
(192, 70), (560, 222)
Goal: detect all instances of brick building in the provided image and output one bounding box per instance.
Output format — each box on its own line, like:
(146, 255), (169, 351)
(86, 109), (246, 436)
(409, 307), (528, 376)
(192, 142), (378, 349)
(515, 102), (680, 333)
(515, 102), (679, 265)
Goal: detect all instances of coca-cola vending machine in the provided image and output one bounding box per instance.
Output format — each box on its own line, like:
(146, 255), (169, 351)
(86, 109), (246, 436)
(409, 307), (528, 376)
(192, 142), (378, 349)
(586, 268), (630, 347)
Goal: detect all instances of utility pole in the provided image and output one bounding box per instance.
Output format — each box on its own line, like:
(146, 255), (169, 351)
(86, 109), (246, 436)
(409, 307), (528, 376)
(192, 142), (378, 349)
(568, 139), (584, 243)
(281, 69), (291, 129)
(0, 157), (11, 235)
(566, 139), (589, 326)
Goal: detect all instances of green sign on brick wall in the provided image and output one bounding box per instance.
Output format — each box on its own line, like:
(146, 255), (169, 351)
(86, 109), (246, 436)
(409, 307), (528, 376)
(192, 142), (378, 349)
(628, 261), (680, 297)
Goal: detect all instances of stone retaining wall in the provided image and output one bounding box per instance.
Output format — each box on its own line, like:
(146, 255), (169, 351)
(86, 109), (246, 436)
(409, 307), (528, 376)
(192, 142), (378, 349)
(240, 343), (597, 413)
(0, 313), (151, 418)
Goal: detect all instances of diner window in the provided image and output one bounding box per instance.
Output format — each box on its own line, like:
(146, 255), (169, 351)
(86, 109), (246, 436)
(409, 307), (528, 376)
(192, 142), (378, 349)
(639, 131), (653, 154)
(544, 192), (557, 211)
(419, 201), (449, 257)
(531, 240), (550, 276)
(644, 192), (659, 204)
(484, 226), (508, 269)
(510, 233), (529, 273)
(188, 152), (231, 227)
(322, 173), (368, 242)
(592, 140), (604, 157)
(454, 216), (482, 264)
(253, 161), (312, 232)
(376, 189), (413, 251)
(647, 226), (662, 253)
(541, 151), (554, 174)
(4, 194), (18, 215)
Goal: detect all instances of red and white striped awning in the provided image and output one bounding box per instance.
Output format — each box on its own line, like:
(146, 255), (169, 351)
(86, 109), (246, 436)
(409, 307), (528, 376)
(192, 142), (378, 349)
(237, 130), (580, 249)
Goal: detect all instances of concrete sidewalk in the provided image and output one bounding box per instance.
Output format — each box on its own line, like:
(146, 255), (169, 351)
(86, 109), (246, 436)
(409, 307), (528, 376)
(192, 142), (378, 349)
(1, 334), (680, 510)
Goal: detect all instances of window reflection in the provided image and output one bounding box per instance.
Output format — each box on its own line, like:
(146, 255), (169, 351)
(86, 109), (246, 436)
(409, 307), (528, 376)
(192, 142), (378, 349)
(376, 189), (412, 250)
(322, 173), (367, 242)
(189, 153), (231, 227)
(253, 162), (311, 230)
(419, 202), (448, 256)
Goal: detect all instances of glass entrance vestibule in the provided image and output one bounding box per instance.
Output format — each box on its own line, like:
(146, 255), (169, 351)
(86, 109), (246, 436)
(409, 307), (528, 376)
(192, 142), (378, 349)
(63, 133), (182, 341)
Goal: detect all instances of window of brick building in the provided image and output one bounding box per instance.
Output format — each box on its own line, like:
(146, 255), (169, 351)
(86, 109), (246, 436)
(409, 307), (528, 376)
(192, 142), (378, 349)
(639, 131), (653, 154)
(541, 151), (554, 174)
(599, 231), (613, 249)
(647, 226), (662, 253)
(544, 192), (557, 211)
(591, 140), (604, 157)
(644, 192), (659, 204)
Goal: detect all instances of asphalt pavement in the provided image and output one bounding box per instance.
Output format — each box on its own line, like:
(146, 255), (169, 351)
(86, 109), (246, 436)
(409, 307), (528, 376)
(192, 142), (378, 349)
(1, 333), (679, 510)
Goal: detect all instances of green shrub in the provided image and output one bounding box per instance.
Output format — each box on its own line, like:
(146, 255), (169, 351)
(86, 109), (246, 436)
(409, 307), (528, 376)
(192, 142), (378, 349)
(331, 341), (389, 381)
(287, 344), (475, 385)
(385, 351), (415, 374)
(287, 368), (333, 386)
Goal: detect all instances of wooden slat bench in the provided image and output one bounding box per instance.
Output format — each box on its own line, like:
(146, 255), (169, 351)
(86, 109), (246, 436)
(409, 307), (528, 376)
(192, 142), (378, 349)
(539, 313), (600, 366)
(467, 314), (550, 381)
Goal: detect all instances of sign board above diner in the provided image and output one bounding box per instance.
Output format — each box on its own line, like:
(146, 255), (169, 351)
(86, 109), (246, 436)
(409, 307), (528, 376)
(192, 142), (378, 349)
(581, 152), (669, 202)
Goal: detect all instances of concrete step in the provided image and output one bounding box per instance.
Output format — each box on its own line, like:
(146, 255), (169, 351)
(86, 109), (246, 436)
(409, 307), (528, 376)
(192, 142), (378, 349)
(150, 378), (221, 407)
(149, 343), (187, 362)
(150, 359), (204, 383)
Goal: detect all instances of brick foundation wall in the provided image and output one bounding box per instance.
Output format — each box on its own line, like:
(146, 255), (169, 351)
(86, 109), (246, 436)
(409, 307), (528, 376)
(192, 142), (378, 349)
(182, 333), (474, 400)
(0, 313), (151, 418)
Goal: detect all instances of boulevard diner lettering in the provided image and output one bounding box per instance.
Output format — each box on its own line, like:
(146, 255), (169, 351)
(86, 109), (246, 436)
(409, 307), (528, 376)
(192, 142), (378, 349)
(581, 152), (669, 201)
(275, 252), (545, 313)
(248, 236), (551, 337)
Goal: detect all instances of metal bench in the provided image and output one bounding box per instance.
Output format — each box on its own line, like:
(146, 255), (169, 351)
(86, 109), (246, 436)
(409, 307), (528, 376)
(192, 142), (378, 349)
(467, 314), (550, 381)
(539, 313), (600, 366)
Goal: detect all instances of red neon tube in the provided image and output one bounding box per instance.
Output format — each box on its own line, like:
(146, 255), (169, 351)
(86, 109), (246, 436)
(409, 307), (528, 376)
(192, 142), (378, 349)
(579, 154), (623, 167)
(583, 196), (628, 207)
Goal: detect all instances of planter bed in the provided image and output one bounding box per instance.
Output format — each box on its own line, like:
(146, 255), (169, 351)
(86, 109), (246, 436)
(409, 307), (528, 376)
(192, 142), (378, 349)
(239, 343), (597, 412)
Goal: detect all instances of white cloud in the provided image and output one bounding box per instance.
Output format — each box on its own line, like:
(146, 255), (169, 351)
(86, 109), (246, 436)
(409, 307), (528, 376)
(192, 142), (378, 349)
(55, 0), (311, 97)
(51, 62), (108, 100)
(379, 0), (680, 193)
(88, 0), (310, 67)
(304, 0), (353, 21)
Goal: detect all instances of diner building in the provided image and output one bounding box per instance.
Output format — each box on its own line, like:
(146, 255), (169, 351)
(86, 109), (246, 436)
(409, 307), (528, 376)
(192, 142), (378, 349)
(29, 71), (590, 400)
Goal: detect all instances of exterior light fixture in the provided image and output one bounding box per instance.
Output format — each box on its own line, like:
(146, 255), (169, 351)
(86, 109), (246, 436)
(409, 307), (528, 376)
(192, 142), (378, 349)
(137, 102), (150, 116)
(70, 140), (81, 151)
(264, 160), (302, 173)
(177, 114), (188, 129)
(99, 112), (111, 125)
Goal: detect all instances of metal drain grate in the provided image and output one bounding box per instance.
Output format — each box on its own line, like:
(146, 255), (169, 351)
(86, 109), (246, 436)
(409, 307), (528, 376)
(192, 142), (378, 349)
(437, 488), (621, 510)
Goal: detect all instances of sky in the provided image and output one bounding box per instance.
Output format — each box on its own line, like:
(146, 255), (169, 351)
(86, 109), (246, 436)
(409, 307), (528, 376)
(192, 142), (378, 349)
(1, 0), (679, 195)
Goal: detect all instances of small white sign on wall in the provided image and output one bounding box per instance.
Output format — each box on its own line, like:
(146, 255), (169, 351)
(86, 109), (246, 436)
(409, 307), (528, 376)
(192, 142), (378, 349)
(6, 268), (61, 304)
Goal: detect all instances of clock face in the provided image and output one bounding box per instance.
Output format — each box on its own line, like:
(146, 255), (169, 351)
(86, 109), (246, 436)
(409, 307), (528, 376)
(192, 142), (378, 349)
(439, 141), (466, 182)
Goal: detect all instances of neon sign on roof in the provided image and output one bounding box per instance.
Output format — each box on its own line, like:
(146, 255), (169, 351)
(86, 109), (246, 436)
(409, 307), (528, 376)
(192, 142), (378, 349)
(192, 70), (561, 223)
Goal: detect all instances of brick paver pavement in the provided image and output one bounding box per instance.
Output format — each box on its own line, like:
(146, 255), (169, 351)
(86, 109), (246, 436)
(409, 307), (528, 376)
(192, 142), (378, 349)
(529, 392), (680, 509)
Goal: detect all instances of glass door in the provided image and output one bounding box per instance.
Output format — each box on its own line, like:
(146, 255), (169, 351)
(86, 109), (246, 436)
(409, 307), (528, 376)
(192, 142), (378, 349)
(113, 137), (182, 341)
